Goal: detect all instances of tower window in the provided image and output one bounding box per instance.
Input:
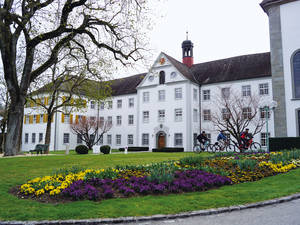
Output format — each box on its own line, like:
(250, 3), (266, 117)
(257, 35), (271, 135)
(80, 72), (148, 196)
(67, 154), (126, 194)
(293, 50), (300, 98)
(159, 71), (165, 85)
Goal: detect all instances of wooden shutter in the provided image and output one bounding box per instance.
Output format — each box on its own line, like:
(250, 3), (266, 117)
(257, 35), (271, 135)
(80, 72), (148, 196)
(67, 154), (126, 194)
(44, 114), (48, 123)
(24, 116), (26, 124)
(61, 113), (65, 123)
(36, 115), (40, 123)
(29, 115), (33, 124)
(75, 115), (79, 124)
(62, 96), (66, 103)
(45, 97), (49, 105)
(70, 114), (73, 124)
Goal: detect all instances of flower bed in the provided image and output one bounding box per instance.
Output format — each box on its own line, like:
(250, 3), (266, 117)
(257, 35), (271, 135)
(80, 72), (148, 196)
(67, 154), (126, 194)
(17, 149), (300, 202)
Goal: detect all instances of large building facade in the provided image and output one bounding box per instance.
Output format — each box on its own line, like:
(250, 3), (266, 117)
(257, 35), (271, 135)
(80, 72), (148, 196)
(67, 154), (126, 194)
(21, 0), (300, 152)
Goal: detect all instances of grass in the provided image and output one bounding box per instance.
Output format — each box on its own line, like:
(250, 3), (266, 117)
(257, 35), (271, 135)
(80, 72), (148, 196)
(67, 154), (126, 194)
(1, 152), (300, 221)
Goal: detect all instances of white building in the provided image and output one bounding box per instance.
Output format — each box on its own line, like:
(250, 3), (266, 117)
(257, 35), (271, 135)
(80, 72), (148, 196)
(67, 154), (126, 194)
(22, 0), (300, 152)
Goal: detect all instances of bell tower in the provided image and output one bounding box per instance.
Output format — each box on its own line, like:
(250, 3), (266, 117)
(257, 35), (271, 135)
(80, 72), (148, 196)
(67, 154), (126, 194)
(182, 32), (194, 67)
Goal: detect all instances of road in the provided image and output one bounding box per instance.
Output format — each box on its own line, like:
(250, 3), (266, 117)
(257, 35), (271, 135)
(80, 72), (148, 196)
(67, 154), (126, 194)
(127, 198), (300, 225)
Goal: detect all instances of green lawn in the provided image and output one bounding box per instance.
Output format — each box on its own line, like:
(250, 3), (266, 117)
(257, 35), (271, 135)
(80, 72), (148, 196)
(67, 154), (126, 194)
(1, 152), (300, 221)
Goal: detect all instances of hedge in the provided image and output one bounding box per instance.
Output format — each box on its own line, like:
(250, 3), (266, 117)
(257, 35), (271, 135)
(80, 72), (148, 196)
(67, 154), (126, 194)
(118, 147), (149, 152)
(152, 147), (184, 152)
(269, 137), (300, 152)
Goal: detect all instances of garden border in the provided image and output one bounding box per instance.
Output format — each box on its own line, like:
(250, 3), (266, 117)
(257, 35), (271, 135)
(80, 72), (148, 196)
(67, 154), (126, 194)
(2, 192), (300, 225)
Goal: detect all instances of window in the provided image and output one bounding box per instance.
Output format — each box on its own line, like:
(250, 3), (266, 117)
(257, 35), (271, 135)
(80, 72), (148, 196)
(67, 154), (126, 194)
(117, 99), (122, 108)
(40, 114), (44, 123)
(159, 71), (165, 84)
(193, 89), (198, 101)
(175, 108), (183, 122)
(25, 115), (30, 124)
(259, 83), (269, 95)
(174, 133), (183, 146)
(107, 135), (112, 145)
(292, 51), (300, 98)
(100, 102), (105, 110)
(206, 133), (211, 142)
(100, 117), (104, 126)
(203, 90), (210, 100)
(108, 101), (113, 109)
(158, 110), (165, 122)
(39, 133), (43, 142)
(193, 109), (198, 122)
(158, 90), (165, 101)
(222, 108), (230, 120)
(77, 134), (82, 144)
(63, 133), (69, 144)
(90, 116), (96, 121)
(128, 134), (134, 145)
(143, 111), (149, 123)
(221, 87), (230, 99)
(242, 107), (252, 119)
(90, 101), (95, 109)
(25, 133), (29, 144)
(175, 88), (182, 99)
(193, 133), (198, 146)
(261, 132), (270, 147)
(242, 85), (251, 97)
(143, 92), (149, 102)
(64, 114), (70, 123)
(116, 116), (122, 125)
(128, 115), (134, 125)
(129, 98), (134, 107)
(32, 133), (36, 143)
(260, 107), (271, 119)
(98, 135), (103, 145)
(142, 133), (149, 145)
(116, 134), (121, 145)
(33, 115), (37, 123)
(90, 134), (95, 144)
(203, 109), (211, 121)
(108, 116), (112, 126)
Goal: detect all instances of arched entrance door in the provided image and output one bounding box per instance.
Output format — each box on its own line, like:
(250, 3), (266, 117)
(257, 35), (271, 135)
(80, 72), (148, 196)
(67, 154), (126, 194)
(157, 132), (166, 149)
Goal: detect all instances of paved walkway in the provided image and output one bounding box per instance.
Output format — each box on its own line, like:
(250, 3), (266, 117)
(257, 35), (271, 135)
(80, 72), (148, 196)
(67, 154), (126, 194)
(127, 198), (300, 225)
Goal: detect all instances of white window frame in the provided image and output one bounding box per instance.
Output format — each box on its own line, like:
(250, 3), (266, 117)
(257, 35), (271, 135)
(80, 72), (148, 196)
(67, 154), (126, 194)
(259, 83), (269, 95)
(25, 133), (29, 144)
(158, 90), (165, 101)
(100, 102), (105, 110)
(222, 108), (230, 120)
(143, 92), (150, 103)
(203, 89), (210, 101)
(175, 108), (183, 122)
(77, 134), (82, 144)
(40, 114), (44, 124)
(203, 109), (211, 121)
(63, 133), (69, 144)
(90, 101), (95, 109)
(26, 115), (30, 124)
(143, 111), (149, 123)
(261, 132), (270, 147)
(158, 110), (165, 122)
(107, 134), (112, 145)
(32, 133), (36, 143)
(174, 133), (183, 146)
(116, 134), (121, 145)
(128, 115), (134, 125)
(142, 133), (149, 146)
(108, 101), (113, 109)
(242, 107), (252, 119)
(193, 88), (198, 101)
(129, 98), (134, 108)
(39, 133), (43, 142)
(175, 88), (182, 100)
(128, 134), (134, 145)
(242, 85), (251, 97)
(117, 99), (122, 108)
(221, 87), (230, 99)
(116, 115), (122, 126)
(193, 109), (198, 122)
(107, 116), (112, 126)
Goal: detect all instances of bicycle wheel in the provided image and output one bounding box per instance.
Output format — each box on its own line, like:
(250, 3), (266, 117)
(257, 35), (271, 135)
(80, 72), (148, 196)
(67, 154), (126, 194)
(207, 144), (215, 152)
(193, 144), (201, 153)
(225, 144), (236, 152)
(250, 142), (261, 151)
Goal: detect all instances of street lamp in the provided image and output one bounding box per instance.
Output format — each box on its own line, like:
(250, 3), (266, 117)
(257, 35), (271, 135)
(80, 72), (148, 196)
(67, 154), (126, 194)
(263, 100), (277, 152)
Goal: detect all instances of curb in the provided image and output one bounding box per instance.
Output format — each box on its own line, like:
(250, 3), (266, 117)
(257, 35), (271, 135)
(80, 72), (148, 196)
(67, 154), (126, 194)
(2, 193), (300, 225)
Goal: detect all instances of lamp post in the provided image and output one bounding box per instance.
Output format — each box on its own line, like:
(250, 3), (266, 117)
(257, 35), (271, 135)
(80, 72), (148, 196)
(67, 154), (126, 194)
(263, 100), (277, 152)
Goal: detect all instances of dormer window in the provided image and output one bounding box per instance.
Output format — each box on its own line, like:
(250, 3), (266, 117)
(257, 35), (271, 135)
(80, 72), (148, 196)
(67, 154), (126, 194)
(292, 50), (300, 98)
(159, 71), (165, 85)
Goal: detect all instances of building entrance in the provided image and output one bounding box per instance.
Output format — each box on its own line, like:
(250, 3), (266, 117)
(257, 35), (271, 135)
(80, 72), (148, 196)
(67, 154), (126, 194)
(157, 132), (166, 149)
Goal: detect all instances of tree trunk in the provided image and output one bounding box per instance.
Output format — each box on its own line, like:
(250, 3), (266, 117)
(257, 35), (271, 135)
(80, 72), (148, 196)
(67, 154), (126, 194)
(44, 113), (53, 153)
(4, 98), (25, 156)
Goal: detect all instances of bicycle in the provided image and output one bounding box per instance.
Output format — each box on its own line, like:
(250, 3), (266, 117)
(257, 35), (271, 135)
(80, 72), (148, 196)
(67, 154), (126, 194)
(238, 137), (261, 152)
(214, 139), (237, 152)
(193, 140), (214, 153)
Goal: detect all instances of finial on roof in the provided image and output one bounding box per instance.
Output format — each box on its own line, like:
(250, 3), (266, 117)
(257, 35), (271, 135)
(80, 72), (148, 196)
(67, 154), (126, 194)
(186, 31), (189, 40)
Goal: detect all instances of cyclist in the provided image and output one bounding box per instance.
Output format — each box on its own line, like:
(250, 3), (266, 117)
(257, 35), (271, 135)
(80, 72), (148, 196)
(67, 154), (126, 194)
(240, 128), (252, 149)
(197, 131), (209, 150)
(217, 130), (228, 150)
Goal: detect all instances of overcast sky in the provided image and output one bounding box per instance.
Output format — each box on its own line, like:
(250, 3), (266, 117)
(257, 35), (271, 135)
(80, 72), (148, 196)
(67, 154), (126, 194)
(119, 0), (270, 77)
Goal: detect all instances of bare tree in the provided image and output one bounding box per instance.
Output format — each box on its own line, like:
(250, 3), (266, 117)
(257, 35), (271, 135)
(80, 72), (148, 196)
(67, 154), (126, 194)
(210, 89), (266, 148)
(0, 78), (9, 153)
(70, 116), (112, 150)
(0, 0), (154, 156)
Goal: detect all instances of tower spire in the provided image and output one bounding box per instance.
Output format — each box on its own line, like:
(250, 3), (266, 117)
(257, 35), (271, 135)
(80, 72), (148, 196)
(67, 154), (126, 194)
(181, 33), (194, 67)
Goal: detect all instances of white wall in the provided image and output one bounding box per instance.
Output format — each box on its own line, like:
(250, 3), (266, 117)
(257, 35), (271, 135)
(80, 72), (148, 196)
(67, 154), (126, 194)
(280, 1), (300, 136)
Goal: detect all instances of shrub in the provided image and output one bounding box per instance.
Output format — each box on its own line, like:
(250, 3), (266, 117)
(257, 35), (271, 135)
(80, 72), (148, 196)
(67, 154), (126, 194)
(119, 147), (149, 152)
(75, 145), (89, 154)
(100, 145), (111, 154)
(152, 147), (184, 152)
(269, 137), (300, 152)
